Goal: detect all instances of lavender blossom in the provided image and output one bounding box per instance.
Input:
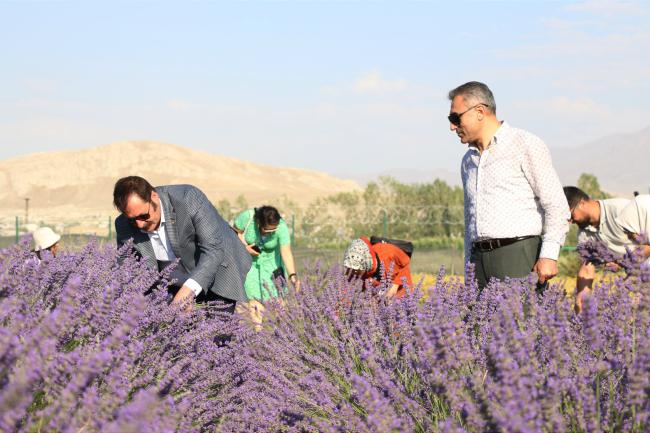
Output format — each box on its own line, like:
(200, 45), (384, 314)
(0, 237), (648, 432)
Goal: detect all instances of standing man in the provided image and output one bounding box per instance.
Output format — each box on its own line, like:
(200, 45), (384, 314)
(113, 176), (251, 312)
(564, 186), (650, 312)
(448, 81), (569, 290)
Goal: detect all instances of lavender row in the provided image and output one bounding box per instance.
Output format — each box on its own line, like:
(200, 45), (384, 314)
(1, 239), (648, 432)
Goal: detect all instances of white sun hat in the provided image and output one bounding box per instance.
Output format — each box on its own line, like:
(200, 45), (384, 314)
(32, 227), (61, 251)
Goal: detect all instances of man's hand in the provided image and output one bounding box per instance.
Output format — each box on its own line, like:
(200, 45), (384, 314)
(604, 261), (621, 272)
(384, 284), (399, 299)
(172, 285), (195, 312)
(533, 258), (558, 284)
(575, 287), (592, 313)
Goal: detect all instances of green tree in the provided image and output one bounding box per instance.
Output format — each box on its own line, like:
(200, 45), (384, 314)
(294, 176), (465, 247)
(577, 173), (611, 199)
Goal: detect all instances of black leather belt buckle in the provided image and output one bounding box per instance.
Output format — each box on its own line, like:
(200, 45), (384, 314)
(473, 239), (496, 252)
(473, 238), (509, 252)
(472, 236), (535, 253)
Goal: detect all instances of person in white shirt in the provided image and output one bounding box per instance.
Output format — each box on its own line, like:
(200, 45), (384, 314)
(448, 81), (569, 290)
(564, 186), (650, 312)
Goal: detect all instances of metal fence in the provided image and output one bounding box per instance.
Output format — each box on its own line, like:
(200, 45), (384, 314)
(1, 204), (466, 249)
(0, 215), (115, 244)
(1, 207), (579, 276)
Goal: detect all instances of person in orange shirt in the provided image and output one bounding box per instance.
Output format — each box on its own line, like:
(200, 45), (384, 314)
(343, 236), (413, 298)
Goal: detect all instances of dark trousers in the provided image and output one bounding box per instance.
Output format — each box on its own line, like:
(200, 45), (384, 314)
(158, 260), (237, 314)
(195, 290), (237, 314)
(471, 236), (547, 292)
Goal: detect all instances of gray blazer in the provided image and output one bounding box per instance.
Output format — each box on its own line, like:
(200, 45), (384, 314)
(115, 185), (251, 302)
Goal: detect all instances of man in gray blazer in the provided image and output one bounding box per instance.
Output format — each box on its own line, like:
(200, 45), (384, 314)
(113, 176), (251, 311)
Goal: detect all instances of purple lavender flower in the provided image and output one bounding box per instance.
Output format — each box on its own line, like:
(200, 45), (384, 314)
(0, 238), (648, 432)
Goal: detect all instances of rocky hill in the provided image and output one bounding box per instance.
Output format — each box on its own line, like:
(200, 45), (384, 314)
(0, 141), (360, 229)
(552, 125), (650, 196)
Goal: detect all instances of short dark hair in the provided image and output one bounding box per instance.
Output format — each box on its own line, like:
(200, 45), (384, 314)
(563, 186), (590, 209)
(254, 206), (281, 228)
(113, 176), (155, 213)
(448, 81), (497, 114)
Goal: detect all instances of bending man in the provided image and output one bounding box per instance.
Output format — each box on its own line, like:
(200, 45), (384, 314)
(113, 176), (251, 312)
(564, 186), (650, 312)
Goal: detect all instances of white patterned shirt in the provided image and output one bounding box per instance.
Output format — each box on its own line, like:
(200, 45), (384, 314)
(461, 121), (569, 262)
(142, 203), (202, 296)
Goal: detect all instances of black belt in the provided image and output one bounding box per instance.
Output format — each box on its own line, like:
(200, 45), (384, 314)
(472, 235), (537, 252)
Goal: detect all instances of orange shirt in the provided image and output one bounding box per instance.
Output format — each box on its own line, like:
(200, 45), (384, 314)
(360, 237), (413, 298)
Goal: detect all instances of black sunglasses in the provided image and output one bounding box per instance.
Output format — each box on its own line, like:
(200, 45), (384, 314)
(127, 201), (152, 224)
(448, 103), (486, 126)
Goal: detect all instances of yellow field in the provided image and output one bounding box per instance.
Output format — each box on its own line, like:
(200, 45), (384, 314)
(412, 273), (622, 297)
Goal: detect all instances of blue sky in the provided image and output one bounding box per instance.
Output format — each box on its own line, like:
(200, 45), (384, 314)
(1, 0), (649, 179)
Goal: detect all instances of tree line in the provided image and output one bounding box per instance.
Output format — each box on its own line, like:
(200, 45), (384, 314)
(214, 173), (610, 249)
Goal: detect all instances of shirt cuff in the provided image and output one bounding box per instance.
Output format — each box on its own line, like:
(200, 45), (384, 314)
(539, 241), (561, 261)
(183, 278), (203, 297)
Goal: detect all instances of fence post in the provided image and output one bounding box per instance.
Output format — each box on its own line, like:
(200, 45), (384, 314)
(382, 210), (388, 237)
(108, 216), (112, 241)
(15, 216), (20, 244)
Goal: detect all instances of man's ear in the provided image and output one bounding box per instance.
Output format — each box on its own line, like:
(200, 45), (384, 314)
(476, 104), (486, 120)
(151, 190), (159, 202)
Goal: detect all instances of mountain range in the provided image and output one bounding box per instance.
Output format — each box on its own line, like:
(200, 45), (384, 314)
(1, 124), (646, 232)
(0, 141), (360, 224)
(552, 125), (650, 195)
(342, 125), (650, 196)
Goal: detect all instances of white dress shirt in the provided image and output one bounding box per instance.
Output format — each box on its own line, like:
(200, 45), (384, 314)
(143, 203), (203, 296)
(461, 121), (569, 261)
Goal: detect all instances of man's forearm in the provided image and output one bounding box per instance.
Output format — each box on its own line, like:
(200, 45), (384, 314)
(576, 263), (595, 293)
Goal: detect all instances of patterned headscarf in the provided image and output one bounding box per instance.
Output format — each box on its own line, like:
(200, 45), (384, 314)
(343, 238), (372, 272)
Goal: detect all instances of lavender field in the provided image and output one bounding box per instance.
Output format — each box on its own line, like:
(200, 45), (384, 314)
(1, 239), (649, 433)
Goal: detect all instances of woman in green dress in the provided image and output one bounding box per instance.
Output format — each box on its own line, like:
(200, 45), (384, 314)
(233, 206), (299, 302)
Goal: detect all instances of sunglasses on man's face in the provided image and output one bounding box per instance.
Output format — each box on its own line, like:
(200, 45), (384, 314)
(127, 201), (152, 225)
(447, 103), (486, 126)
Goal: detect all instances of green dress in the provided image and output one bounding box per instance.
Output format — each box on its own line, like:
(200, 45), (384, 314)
(234, 209), (291, 301)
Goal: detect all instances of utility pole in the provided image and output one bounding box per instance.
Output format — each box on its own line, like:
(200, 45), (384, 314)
(24, 198), (30, 225)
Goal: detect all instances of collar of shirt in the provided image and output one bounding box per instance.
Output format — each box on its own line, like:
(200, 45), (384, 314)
(467, 121), (509, 153)
(582, 200), (607, 234)
(596, 200), (606, 230)
(142, 202), (177, 262)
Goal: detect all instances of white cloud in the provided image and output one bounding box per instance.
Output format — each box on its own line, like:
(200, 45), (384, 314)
(353, 71), (408, 94)
(14, 98), (89, 111)
(166, 99), (197, 112)
(512, 96), (611, 123)
(490, 4), (650, 98)
(23, 78), (58, 95)
(539, 17), (586, 32)
(321, 71), (440, 102)
(541, 96), (611, 120)
(564, 0), (649, 16)
(0, 117), (131, 151)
